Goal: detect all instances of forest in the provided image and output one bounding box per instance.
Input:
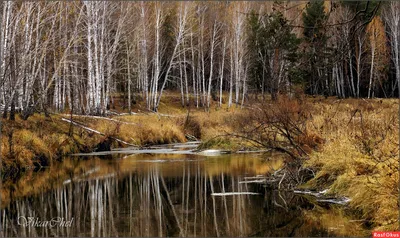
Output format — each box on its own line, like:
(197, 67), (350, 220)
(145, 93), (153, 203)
(0, 1), (399, 118)
(0, 1), (399, 236)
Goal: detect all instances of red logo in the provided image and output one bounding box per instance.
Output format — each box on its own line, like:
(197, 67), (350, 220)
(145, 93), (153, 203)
(373, 232), (400, 238)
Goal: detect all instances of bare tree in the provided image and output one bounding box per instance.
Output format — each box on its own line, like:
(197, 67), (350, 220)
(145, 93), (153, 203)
(155, 2), (190, 111)
(384, 2), (400, 96)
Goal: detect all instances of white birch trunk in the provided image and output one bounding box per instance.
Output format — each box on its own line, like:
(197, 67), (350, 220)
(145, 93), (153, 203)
(368, 45), (375, 98)
(155, 2), (188, 111)
(219, 36), (226, 107)
(85, 2), (94, 113)
(356, 35), (364, 98)
(385, 2), (400, 96)
(190, 32), (197, 107)
(207, 21), (217, 108)
(228, 46), (233, 108)
(127, 42), (132, 114)
(183, 42), (189, 105)
(151, 3), (161, 110)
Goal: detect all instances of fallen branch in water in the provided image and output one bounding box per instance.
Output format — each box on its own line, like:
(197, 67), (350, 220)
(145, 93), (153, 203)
(238, 179), (267, 184)
(211, 192), (260, 196)
(61, 118), (138, 147)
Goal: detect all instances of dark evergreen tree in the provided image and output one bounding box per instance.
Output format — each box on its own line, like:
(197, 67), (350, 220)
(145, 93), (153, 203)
(247, 10), (299, 100)
(247, 11), (265, 96)
(302, 0), (330, 96)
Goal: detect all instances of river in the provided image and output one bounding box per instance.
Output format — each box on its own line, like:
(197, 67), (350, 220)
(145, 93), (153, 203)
(1, 142), (370, 237)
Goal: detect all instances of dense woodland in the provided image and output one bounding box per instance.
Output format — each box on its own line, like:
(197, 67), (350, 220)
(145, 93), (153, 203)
(0, 1), (399, 118)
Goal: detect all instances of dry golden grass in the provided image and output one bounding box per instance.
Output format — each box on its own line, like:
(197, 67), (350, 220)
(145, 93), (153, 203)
(79, 114), (187, 146)
(1, 114), (103, 170)
(303, 98), (399, 230)
(189, 108), (253, 150)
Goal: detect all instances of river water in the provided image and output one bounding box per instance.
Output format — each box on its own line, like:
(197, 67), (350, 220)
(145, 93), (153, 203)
(1, 143), (370, 237)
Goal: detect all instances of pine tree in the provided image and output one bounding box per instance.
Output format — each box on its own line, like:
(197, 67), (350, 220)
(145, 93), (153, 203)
(302, 0), (329, 96)
(247, 10), (299, 100)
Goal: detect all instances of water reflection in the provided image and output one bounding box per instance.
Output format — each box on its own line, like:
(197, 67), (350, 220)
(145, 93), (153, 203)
(1, 152), (368, 237)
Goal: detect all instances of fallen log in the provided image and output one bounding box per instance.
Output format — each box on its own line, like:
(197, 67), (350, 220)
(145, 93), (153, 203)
(238, 179), (267, 184)
(61, 118), (138, 148)
(61, 114), (139, 125)
(211, 192), (260, 196)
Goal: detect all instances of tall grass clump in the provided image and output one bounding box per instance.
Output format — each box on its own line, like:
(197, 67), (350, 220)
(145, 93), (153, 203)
(303, 98), (398, 230)
(1, 114), (102, 171)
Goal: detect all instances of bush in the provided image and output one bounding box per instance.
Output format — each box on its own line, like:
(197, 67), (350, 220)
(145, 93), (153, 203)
(232, 95), (321, 160)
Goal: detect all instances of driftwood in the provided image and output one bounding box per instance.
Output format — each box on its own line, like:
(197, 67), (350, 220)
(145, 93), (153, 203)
(211, 192), (260, 196)
(238, 179), (267, 184)
(61, 118), (138, 147)
(293, 189), (351, 205)
(185, 134), (198, 141)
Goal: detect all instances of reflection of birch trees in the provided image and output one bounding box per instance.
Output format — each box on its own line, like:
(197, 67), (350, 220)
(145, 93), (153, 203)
(1, 161), (304, 237)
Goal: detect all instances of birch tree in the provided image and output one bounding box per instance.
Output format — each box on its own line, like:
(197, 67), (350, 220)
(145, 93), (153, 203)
(155, 2), (190, 111)
(366, 16), (389, 98)
(151, 2), (163, 110)
(384, 2), (400, 96)
(83, 2), (125, 114)
(206, 19), (221, 108)
(1, 1), (399, 118)
(229, 2), (248, 107)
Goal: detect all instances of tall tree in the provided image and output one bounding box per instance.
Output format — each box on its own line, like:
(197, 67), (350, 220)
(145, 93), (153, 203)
(247, 10), (299, 100)
(302, 0), (329, 96)
(366, 16), (389, 98)
(155, 2), (190, 111)
(384, 1), (400, 97)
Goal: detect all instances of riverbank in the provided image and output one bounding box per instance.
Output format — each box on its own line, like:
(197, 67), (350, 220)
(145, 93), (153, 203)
(0, 93), (250, 173)
(1, 94), (398, 231)
(302, 98), (398, 231)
